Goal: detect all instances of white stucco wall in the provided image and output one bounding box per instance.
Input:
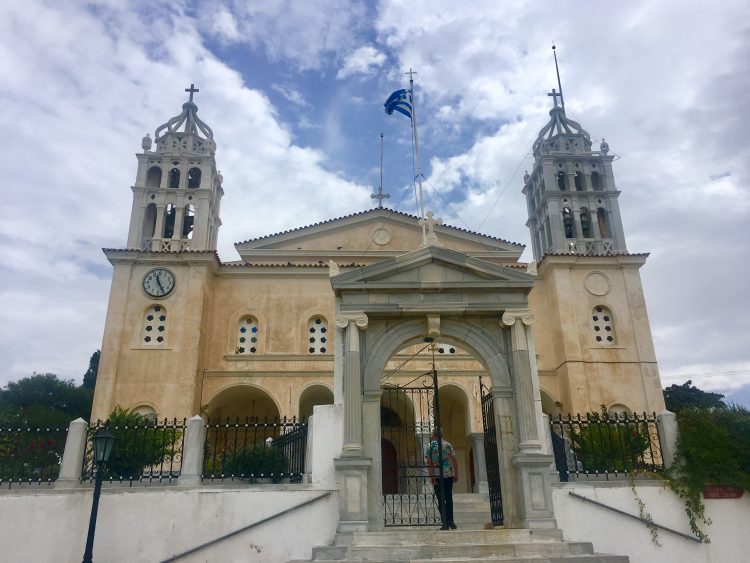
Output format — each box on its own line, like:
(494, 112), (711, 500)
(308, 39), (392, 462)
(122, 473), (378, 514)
(0, 485), (338, 563)
(553, 481), (750, 563)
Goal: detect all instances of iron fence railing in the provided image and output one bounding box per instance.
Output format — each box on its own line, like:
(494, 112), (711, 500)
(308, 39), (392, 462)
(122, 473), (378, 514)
(550, 412), (665, 481)
(82, 418), (186, 485)
(202, 417), (308, 484)
(0, 425), (68, 488)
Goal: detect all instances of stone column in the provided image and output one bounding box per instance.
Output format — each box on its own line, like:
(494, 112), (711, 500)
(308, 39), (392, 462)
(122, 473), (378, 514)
(55, 418), (88, 488)
(491, 388), (518, 527)
(501, 310), (557, 529)
(336, 313), (368, 458)
(170, 205), (185, 251)
(152, 204), (166, 250)
(180, 415), (207, 486)
(333, 312), (371, 534)
(469, 432), (489, 493)
(501, 311), (542, 453)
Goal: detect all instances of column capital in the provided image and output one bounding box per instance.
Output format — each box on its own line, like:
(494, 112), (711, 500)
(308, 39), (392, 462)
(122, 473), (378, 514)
(501, 309), (534, 327)
(336, 312), (368, 330)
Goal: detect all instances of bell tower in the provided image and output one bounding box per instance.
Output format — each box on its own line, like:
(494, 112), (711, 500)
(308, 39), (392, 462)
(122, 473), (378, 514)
(523, 90), (626, 262)
(126, 84), (223, 252)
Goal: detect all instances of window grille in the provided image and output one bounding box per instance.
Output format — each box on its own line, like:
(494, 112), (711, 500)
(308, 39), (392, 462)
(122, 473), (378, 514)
(143, 305), (167, 345)
(307, 316), (328, 354)
(592, 305), (616, 345)
(237, 317), (259, 354)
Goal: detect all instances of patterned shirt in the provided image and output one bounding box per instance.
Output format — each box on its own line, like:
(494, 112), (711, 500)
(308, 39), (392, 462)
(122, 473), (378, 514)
(424, 438), (455, 477)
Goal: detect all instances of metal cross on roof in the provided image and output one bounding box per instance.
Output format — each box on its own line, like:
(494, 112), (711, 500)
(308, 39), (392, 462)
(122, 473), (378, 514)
(371, 186), (390, 208)
(185, 83), (199, 102)
(548, 88), (563, 108)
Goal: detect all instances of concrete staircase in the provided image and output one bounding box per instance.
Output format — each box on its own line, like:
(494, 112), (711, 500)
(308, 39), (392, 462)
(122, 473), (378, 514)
(290, 494), (629, 563)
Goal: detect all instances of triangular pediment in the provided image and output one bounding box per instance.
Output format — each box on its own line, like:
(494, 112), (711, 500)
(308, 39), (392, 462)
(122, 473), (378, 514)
(234, 208), (524, 265)
(331, 246), (535, 292)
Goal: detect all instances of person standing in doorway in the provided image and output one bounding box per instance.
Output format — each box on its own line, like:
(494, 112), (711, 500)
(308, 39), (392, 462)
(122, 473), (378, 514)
(425, 428), (459, 530)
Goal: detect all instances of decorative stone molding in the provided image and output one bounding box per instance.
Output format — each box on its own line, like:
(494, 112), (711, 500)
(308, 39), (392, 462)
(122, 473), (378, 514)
(427, 314), (440, 337)
(501, 309), (534, 327)
(329, 260), (340, 277)
(584, 271), (610, 296)
(335, 312), (369, 330)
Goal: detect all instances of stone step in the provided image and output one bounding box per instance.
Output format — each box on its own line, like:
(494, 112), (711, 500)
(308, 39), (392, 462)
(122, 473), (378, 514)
(348, 529), (564, 545)
(292, 555), (628, 563)
(311, 541), (595, 561)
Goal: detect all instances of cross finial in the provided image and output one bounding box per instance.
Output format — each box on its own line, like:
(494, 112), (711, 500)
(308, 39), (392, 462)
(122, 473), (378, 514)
(418, 211), (443, 247)
(548, 88), (563, 108)
(404, 68), (417, 82)
(185, 83), (199, 102)
(371, 186), (390, 208)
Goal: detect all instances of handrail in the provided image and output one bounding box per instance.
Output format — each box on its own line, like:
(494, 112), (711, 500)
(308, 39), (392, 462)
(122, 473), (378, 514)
(567, 491), (701, 543)
(160, 491), (331, 562)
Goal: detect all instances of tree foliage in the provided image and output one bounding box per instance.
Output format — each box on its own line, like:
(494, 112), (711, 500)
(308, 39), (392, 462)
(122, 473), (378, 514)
(663, 380), (725, 412)
(0, 373), (93, 427)
(82, 350), (100, 390)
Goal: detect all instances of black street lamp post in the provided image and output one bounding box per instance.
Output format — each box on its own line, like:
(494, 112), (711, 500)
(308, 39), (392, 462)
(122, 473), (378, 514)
(82, 428), (116, 563)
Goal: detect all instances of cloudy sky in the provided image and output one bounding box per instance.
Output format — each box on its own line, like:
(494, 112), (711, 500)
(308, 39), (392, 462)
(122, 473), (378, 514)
(1, 0), (748, 406)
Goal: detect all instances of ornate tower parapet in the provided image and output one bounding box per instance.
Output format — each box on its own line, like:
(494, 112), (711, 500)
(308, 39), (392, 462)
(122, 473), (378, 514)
(126, 84), (223, 252)
(523, 90), (627, 261)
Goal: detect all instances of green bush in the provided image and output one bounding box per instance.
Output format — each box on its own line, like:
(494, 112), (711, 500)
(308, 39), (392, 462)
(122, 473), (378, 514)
(97, 406), (182, 480)
(663, 404), (750, 543)
(220, 444), (289, 483)
(570, 409), (651, 473)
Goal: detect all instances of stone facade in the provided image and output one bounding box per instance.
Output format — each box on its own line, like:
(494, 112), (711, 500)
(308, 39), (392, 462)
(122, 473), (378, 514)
(91, 90), (666, 530)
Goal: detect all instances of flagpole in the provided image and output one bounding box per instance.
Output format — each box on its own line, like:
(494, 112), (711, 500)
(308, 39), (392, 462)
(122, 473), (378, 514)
(406, 68), (427, 246)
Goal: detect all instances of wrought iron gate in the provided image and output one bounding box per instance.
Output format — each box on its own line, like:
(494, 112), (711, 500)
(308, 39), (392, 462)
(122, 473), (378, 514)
(381, 379), (444, 526)
(480, 377), (504, 526)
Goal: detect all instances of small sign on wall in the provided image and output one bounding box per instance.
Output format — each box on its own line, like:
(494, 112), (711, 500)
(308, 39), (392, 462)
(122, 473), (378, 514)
(703, 486), (744, 499)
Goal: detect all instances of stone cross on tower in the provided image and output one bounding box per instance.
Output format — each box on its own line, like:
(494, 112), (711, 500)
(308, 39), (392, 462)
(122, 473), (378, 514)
(547, 88), (562, 108)
(371, 187), (390, 208)
(419, 211), (443, 247)
(185, 83), (199, 102)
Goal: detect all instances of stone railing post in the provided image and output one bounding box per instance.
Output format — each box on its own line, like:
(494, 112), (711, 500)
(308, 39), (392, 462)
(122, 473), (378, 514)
(56, 418), (89, 488)
(656, 410), (678, 469)
(180, 415), (207, 486)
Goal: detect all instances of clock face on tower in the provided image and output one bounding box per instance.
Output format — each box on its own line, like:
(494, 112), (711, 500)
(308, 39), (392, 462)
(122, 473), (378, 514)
(142, 268), (175, 298)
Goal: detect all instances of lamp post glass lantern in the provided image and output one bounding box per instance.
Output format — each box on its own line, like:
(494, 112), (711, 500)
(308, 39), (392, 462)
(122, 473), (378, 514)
(93, 428), (116, 465)
(82, 428), (116, 563)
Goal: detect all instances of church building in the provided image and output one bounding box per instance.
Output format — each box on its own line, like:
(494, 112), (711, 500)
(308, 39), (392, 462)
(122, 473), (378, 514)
(91, 82), (666, 530)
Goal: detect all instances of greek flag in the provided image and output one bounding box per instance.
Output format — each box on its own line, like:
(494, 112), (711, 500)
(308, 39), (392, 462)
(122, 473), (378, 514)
(384, 89), (412, 120)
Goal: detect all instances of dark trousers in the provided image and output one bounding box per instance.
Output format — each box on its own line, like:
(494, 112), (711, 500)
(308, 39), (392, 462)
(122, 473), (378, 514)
(433, 477), (454, 525)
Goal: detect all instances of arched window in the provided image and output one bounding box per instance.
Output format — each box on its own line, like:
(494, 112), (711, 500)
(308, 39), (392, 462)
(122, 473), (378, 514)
(580, 207), (593, 238)
(236, 316), (259, 354)
(574, 171), (584, 191)
(608, 403), (632, 419)
(307, 316), (328, 354)
(597, 207), (609, 238)
(143, 304), (167, 345)
(182, 204), (195, 239)
(169, 168), (180, 189)
(592, 305), (616, 345)
(556, 171), (567, 190)
(146, 166), (162, 188)
(563, 206), (576, 238)
(591, 171), (603, 191)
(163, 203), (176, 238)
(133, 405), (157, 422)
(188, 167), (201, 189)
(142, 203), (157, 240)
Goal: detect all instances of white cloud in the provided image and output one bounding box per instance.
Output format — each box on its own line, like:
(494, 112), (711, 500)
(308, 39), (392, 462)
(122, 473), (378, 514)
(211, 7), (241, 42)
(0, 1), (370, 384)
(337, 46), (387, 79)
(199, 0), (369, 71)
